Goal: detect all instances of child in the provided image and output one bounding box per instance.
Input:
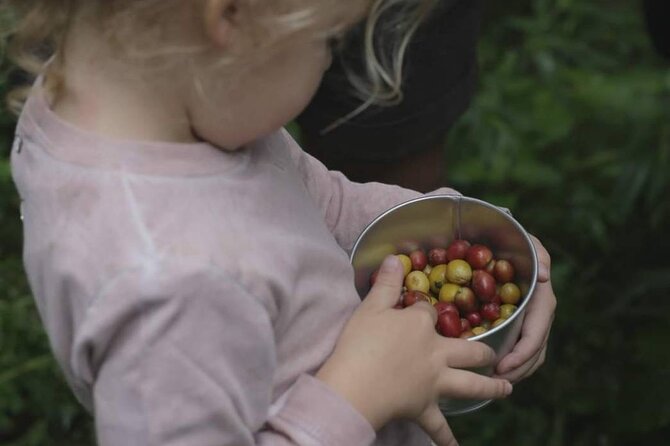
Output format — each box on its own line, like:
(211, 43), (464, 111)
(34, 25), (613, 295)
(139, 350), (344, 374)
(5, 1), (556, 445)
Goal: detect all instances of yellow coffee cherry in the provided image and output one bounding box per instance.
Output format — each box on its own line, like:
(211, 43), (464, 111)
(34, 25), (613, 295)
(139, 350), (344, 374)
(472, 326), (488, 336)
(445, 259), (473, 285)
(500, 283), (522, 305)
(428, 264), (448, 294)
(396, 254), (412, 277)
(438, 283), (460, 303)
(500, 304), (518, 319)
(492, 318), (506, 328)
(404, 271), (430, 294)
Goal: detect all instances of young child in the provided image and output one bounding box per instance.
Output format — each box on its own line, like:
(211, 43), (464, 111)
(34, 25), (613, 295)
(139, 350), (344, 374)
(5, 1), (556, 445)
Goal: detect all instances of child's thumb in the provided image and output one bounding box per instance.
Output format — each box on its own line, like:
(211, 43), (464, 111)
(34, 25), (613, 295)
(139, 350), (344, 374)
(362, 255), (404, 310)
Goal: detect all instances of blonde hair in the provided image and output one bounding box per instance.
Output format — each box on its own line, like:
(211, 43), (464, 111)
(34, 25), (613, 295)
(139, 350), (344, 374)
(1, 0), (437, 117)
(325, 0), (438, 132)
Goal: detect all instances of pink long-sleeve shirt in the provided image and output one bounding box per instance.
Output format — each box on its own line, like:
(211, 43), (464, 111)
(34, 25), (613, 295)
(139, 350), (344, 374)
(11, 90), (456, 445)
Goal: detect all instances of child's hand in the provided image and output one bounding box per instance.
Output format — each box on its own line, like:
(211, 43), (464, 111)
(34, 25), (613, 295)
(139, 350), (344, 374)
(495, 235), (557, 382)
(317, 255), (512, 446)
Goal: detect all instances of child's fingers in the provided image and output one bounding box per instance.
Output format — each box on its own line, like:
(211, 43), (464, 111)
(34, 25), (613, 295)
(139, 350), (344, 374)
(495, 330), (549, 382)
(438, 339), (497, 369)
(360, 255), (405, 310)
(417, 403), (458, 446)
(496, 281), (556, 374)
(405, 301), (438, 326)
(529, 234), (551, 282)
(502, 342), (547, 383)
(438, 370), (512, 400)
(523, 345), (547, 378)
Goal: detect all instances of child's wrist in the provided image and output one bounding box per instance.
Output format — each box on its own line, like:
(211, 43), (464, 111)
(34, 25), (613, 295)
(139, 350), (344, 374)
(315, 361), (389, 431)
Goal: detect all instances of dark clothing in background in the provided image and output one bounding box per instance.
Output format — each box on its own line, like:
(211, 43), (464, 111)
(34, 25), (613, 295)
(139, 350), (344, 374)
(297, 0), (482, 163)
(644, 0), (670, 60)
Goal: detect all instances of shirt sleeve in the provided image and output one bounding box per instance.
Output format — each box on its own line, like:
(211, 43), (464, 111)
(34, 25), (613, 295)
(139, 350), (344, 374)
(73, 261), (375, 446)
(282, 130), (461, 252)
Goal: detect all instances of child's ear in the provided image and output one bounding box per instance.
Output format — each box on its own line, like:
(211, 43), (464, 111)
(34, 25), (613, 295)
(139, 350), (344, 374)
(203, 0), (240, 48)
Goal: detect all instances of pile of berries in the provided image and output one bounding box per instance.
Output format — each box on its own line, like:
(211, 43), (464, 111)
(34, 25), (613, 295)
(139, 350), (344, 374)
(371, 239), (524, 338)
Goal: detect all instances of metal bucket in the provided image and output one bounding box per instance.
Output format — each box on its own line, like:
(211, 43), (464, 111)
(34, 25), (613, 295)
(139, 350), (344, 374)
(349, 194), (538, 416)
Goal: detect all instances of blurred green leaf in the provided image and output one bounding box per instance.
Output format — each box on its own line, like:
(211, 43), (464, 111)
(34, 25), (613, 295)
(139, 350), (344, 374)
(445, 1), (670, 444)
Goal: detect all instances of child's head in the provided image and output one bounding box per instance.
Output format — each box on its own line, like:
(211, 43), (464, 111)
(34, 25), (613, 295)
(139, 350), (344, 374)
(3, 0), (437, 145)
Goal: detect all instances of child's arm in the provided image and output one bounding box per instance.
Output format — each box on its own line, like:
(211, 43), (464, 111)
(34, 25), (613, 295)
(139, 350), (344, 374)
(80, 261), (375, 446)
(281, 130), (460, 252)
(282, 130), (556, 388)
(80, 257), (511, 446)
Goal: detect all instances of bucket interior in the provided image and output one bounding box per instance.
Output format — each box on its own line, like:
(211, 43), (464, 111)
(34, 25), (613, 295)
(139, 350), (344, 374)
(350, 195), (537, 310)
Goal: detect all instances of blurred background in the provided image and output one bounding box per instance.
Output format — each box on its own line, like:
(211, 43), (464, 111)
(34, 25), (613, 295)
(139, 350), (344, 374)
(1, 0), (669, 444)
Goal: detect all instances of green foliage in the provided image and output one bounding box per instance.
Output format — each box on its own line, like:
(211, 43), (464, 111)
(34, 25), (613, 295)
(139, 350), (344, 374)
(445, 0), (670, 444)
(0, 258), (94, 446)
(0, 0), (668, 444)
(0, 26), (94, 446)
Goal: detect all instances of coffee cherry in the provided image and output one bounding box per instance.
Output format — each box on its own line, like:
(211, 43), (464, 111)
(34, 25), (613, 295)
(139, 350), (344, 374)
(500, 304), (517, 319)
(500, 282), (522, 305)
(466, 244), (493, 270)
(396, 254), (412, 277)
(446, 239), (471, 261)
(428, 248), (448, 266)
(404, 270), (430, 294)
(465, 311), (483, 327)
(492, 318), (506, 328)
(428, 264), (448, 294)
(472, 326), (488, 336)
(485, 259), (496, 275)
(446, 259), (473, 285)
(472, 270), (496, 300)
(454, 286), (478, 313)
(434, 301), (459, 316)
(402, 290), (431, 307)
(409, 249), (428, 271)
(437, 311), (462, 338)
(493, 259), (515, 283)
(438, 283), (460, 303)
(481, 303), (501, 321)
